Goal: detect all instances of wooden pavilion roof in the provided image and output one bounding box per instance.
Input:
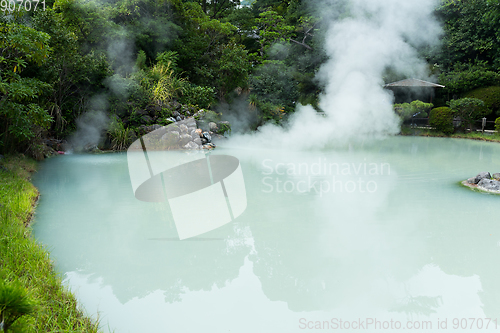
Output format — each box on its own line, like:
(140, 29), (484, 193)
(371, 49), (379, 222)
(383, 78), (445, 88)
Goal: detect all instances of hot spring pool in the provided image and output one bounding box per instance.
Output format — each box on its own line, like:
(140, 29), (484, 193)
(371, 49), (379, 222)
(32, 136), (500, 332)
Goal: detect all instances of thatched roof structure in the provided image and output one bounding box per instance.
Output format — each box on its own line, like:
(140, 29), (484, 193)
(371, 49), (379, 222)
(384, 78), (444, 88)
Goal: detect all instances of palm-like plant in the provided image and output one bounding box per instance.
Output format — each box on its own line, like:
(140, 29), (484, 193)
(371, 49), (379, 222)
(149, 62), (186, 105)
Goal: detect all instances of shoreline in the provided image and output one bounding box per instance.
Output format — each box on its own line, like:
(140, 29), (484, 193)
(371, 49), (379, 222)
(0, 154), (101, 332)
(460, 180), (500, 195)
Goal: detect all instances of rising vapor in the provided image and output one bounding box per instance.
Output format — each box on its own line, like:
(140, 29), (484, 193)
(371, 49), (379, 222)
(227, 0), (442, 149)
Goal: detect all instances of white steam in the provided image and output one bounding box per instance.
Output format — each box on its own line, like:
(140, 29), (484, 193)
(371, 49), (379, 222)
(68, 96), (110, 151)
(228, 0), (441, 149)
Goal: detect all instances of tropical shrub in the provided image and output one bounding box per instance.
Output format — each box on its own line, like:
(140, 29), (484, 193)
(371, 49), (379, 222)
(448, 98), (487, 131)
(429, 107), (455, 135)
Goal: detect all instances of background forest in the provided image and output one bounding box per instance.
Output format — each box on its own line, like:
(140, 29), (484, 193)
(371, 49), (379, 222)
(2, 0), (500, 158)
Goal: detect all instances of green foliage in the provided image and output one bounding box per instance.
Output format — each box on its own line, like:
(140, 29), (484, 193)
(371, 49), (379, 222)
(217, 122), (231, 135)
(143, 62), (186, 105)
(250, 60), (298, 112)
(495, 117), (500, 135)
(435, 0), (500, 71)
(107, 116), (135, 150)
(179, 84), (215, 109)
(156, 51), (179, 71)
(254, 9), (294, 57)
(0, 22), (53, 154)
(394, 100), (433, 120)
(429, 107), (455, 135)
(448, 97), (488, 131)
(439, 63), (500, 96)
(464, 86), (500, 116)
(0, 279), (36, 332)
(136, 50), (147, 70)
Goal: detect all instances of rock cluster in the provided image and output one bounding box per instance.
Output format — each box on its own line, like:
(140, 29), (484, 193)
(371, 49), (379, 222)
(146, 118), (221, 150)
(466, 172), (500, 192)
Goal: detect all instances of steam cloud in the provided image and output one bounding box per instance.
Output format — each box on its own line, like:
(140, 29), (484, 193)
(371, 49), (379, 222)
(228, 0), (441, 149)
(68, 96), (109, 151)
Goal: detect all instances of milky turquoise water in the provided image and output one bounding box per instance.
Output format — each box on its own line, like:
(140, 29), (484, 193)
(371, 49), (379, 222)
(32, 136), (500, 333)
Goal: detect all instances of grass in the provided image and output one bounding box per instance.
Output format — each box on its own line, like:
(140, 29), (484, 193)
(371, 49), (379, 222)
(0, 154), (101, 333)
(400, 126), (500, 143)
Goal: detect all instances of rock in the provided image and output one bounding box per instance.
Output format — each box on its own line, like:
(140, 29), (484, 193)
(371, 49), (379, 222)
(467, 177), (476, 184)
(176, 116), (182, 122)
(193, 138), (202, 145)
(138, 124), (162, 135)
(83, 144), (101, 153)
(162, 131), (180, 146)
(183, 141), (199, 150)
(478, 178), (500, 191)
(201, 138), (208, 144)
(179, 124), (189, 134)
(195, 129), (203, 137)
(185, 118), (196, 128)
(172, 111), (181, 118)
(167, 117), (177, 123)
(141, 115), (153, 124)
(202, 143), (216, 149)
(166, 124), (180, 133)
(208, 122), (218, 132)
(473, 172), (491, 184)
(492, 173), (500, 180)
(135, 109), (149, 116)
(202, 132), (211, 142)
(179, 133), (192, 146)
(190, 130), (200, 140)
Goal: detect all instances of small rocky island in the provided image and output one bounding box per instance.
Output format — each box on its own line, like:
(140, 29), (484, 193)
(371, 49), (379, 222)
(463, 172), (500, 193)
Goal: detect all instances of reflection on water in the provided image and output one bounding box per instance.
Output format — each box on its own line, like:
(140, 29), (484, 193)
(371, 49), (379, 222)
(32, 137), (500, 332)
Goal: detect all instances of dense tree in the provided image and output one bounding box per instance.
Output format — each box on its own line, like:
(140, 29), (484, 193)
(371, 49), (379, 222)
(435, 0), (500, 71)
(0, 20), (53, 154)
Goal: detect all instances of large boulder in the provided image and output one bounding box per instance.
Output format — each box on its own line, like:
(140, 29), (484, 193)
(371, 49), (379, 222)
(179, 133), (192, 146)
(492, 173), (500, 180)
(472, 172), (491, 184)
(478, 178), (500, 191)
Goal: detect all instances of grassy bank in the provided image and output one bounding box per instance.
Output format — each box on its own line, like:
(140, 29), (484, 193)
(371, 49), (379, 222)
(0, 155), (100, 332)
(400, 126), (500, 143)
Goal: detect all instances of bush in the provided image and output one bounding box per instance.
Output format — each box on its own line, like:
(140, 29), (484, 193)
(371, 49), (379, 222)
(179, 84), (216, 109)
(107, 116), (135, 151)
(464, 86), (500, 116)
(495, 117), (500, 135)
(439, 62), (500, 96)
(448, 97), (487, 131)
(394, 100), (433, 120)
(429, 107), (455, 135)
